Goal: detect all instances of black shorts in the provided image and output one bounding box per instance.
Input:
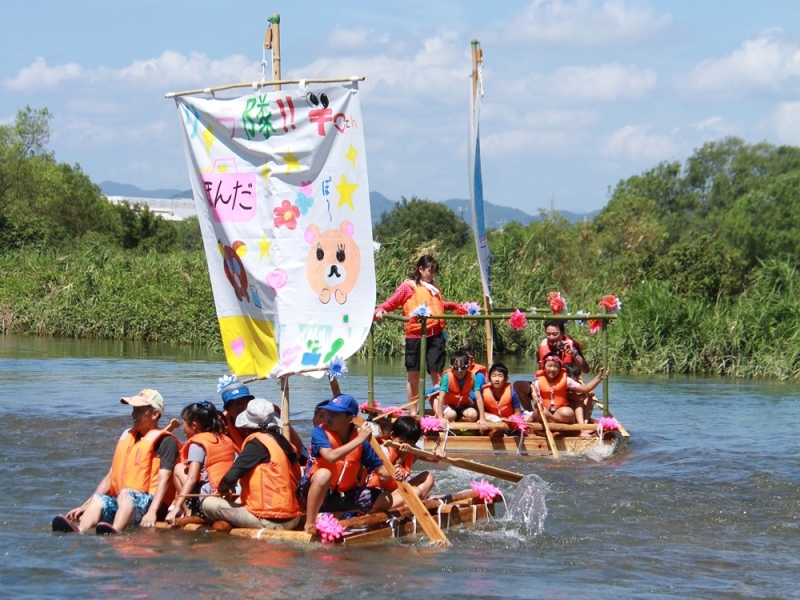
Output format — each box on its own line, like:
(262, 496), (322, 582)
(443, 403), (476, 419)
(405, 333), (446, 373)
(322, 486), (384, 513)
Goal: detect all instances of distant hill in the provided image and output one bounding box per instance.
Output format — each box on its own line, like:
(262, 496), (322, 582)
(99, 181), (185, 199)
(171, 190), (193, 199)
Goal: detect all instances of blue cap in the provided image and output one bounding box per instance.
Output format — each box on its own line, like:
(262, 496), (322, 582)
(322, 394), (359, 416)
(221, 383), (255, 407)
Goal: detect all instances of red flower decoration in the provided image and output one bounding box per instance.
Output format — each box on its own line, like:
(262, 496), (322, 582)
(454, 305), (468, 316)
(588, 319), (603, 335)
(547, 291), (567, 314)
(508, 309), (528, 331)
(273, 199), (301, 230)
(599, 294), (621, 313)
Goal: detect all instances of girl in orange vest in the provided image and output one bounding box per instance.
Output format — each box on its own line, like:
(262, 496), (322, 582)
(367, 416), (445, 508)
(167, 401), (235, 524)
(374, 255), (464, 415)
(533, 355), (605, 425)
(203, 399), (305, 530)
(476, 363), (528, 431)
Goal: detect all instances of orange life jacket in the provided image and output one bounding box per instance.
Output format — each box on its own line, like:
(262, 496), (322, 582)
(536, 369), (569, 412)
(109, 428), (182, 504)
(179, 431), (236, 492)
(306, 425), (363, 493)
(239, 431), (303, 519)
(442, 368), (475, 408)
(470, 363), (488, 381)
(367, 445), (415, 491)
(402, 280), (445, 336)
(481, 383), (515, 418)
(537, 336), (583, 368)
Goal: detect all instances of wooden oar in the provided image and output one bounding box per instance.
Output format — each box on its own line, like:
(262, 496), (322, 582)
(384, 441), (523, 483)
(372, 399), (420, 420)
(354, 416), (452, 546)
(329, 379), (451, 546)
(534, 398), (560, 460)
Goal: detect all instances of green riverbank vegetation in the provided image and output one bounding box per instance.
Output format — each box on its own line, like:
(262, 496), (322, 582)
(2, 107), (799, 379)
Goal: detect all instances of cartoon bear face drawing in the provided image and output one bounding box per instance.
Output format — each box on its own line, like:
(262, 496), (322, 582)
(304, 221), (361, 304)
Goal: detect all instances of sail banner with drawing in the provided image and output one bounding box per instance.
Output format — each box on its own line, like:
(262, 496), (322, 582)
(174, 82), (374, 378)
(468, 76), (492, 300)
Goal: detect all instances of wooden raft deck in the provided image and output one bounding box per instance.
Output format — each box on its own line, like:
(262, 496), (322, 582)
(155, 489), (501, 545)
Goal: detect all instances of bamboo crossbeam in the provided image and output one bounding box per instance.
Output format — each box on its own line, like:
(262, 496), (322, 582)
(337, 490), (482, 529)
(433, 421), (599, 432)
(380, 312), (616, 323)
(165, 76), (366, 98)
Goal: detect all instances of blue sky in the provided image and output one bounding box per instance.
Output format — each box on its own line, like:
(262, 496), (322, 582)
(4, 0), (800, 213)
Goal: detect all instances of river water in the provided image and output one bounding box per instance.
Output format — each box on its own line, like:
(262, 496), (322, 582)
(1, 334), (798, 599)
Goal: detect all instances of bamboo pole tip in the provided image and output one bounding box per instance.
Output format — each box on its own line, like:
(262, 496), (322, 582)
(471, 39), (480, 45)
(269, 14), (280, 23)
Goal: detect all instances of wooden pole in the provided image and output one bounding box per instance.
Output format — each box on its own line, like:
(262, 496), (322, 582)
(419, 317), (427, 417)
(368, 325), (375, 408)
(269, 14), (281, 91)
(470, 40), (493, 366)
(535, 398), (560, 460)
(385, 441), (523, 483)
(601, 305), (610, 417)
(280, 375), (291, 441)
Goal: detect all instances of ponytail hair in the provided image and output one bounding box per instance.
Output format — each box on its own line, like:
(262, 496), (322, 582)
(181, 400), (225, 436)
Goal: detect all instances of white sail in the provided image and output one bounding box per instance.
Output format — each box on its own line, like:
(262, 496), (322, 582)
(174, 82), (374, 378)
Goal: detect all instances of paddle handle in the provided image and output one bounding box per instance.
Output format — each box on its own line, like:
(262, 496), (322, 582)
(384, 441), (524, 483)
(535, 399), (560, 460)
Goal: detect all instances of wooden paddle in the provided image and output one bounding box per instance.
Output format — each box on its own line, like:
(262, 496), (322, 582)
(384, 441), (523, 483)
(328, 378), (451, 546)
(372, 399), (420, 420)
(354, 416), (451, 546)
(534, 397), (560, 460)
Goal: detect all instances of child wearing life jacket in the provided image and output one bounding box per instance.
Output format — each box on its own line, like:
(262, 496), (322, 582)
(368, 416), (445, 509)
(374, 255), (464, 415)
(564, 362), (596, 433)
(203, 399), (304, 530)
(435, 350), (480, 426)
(53, 389), (181, 534)
(476, 362), (527, 431)
(532, 355), (605, 425)
(167, 401), (235, 524)
(298, 394), (394, 534)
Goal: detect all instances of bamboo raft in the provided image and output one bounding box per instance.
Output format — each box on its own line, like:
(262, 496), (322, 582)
(155, 490), (501, 545)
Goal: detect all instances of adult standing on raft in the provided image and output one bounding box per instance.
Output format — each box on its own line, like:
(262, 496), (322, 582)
(374, 255), (463, 415)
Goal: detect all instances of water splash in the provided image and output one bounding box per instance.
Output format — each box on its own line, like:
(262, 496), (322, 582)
(502, 475), (548, 535)
(584, 436), (618, 462)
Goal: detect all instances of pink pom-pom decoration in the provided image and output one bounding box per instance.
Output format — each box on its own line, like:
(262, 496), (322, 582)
(381, 405), (406, 417)
(316, 513), (347, 543)
(508, 309), (528, 331)
(358, 400), (381, 412)
(507, 414), (529, 433)
(471, 479), (501, 502)
(599, 294), (621, 313)
(420, 416), (442, 433)
(598, 417), (619, 431)
(588, 319), (603, 335)
(547, 291), (567, 314)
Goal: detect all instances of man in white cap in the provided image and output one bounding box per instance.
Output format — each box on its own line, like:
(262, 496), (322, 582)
(202, 398), (303, 530)
(52, 389), (180, 534)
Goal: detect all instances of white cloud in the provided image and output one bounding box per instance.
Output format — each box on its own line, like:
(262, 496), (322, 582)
(681, 30), (800, 96)
(770, 101), (800, 144)
(603, 124), (678, 160)
(550, 62), (657, 101)
(326, 27), (390, 51)
(5, 57), (83, 92)
(502, 0), (672, 46)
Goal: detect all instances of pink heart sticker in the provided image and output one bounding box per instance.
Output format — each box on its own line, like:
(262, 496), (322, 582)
(267, 269), (288, 291)
(230, 337), (245, 357)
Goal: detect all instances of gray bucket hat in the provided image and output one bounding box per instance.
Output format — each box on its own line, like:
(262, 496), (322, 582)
(235, 398), (283, 432)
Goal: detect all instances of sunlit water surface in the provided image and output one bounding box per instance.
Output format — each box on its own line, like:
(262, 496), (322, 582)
(1, 335), (799, 599)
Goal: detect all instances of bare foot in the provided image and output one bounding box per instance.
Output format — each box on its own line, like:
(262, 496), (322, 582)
(304, 522), (317, 535)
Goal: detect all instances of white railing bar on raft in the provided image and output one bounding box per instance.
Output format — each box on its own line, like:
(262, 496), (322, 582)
(165, 76), (366, 98)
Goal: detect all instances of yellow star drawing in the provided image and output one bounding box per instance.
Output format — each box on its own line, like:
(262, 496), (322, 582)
(258, 233), (272, 262)
(336, 174), (359, 210)
(345, 145), (359, 170)
(201, 124), (215, 154)
(261, 162), (271, 186)
(281, 149), (301, 173)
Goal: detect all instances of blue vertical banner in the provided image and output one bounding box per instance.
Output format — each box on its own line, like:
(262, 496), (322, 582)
(468, 66), (492, 300)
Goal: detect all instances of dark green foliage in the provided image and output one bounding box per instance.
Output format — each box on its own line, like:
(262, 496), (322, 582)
(373, 196), (472, 251)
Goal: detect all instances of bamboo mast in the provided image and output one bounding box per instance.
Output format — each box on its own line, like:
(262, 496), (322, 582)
(264, 14), (282, 91)
(419, 318), (427, 417)
(471, 40), (493, 365)
(367, 326), (375, 407)
(601, 305), (610, 417)
(280, 376), (291, 441)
